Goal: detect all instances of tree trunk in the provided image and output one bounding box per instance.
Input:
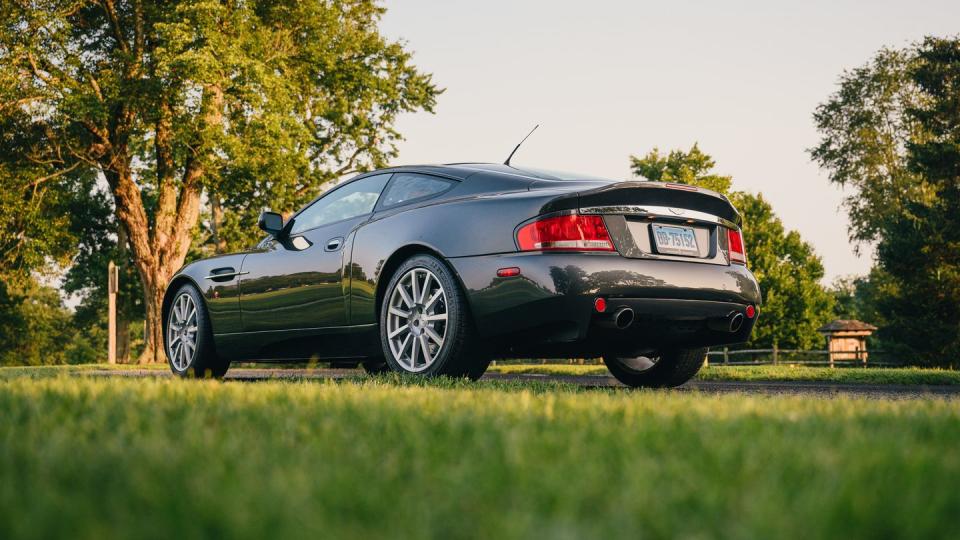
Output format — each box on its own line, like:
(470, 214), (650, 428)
(104, 86), (219, 364)
(210, 193), (226, 254)
(139, 272), (167, 365)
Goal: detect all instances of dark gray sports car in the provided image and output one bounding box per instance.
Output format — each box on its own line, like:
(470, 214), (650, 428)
(162, 164), (761, 387)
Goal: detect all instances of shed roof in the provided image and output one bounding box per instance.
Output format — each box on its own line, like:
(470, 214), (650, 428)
(817, 319), (878, 333)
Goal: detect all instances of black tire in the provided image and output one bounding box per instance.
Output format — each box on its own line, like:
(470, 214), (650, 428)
(164, 283), (230, 379)
(603, 347), (707, 388)
(378, 254), (488, 380)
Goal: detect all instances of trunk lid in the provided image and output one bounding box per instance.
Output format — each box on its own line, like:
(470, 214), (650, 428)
(567, 181), (739, 264)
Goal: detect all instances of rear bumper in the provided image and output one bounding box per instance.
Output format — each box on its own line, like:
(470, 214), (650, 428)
(448, 252), (761, 357)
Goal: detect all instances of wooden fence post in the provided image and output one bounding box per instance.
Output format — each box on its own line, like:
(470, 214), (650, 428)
(107, 261), (118, 365)
(723, 347), (729, 365)
(772, 343), (779, 365)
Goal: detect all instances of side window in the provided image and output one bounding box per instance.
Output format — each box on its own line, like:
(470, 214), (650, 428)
(291, 174), (390, 234)
(379, 173), (453, 209)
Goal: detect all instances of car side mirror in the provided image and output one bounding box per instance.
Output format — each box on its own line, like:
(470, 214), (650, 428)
(258, 211), (285, 238)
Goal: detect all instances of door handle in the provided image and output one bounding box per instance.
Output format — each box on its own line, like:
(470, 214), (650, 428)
(204, 268), (249, 282)
(325, 237), (344, 252)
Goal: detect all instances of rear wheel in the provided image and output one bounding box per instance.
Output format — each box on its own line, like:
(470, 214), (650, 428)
(603, 347), (707, 388)
(379, 255), (488, 379)
(165, 283), (230, 378)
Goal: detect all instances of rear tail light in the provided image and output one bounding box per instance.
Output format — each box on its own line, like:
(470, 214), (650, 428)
(516, 214), (615, 252)
(727, 228), (747, 265)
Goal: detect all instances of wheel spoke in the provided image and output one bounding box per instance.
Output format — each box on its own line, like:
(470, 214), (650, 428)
(389, 306), (411, 318)
(410, 332), (420, 366)
(424, 312), (447, 322)
(419, 335), (432, 365)
(388, 324), (410, 339)
(396, 284), (414, 309)
(424, 289), (443, 310)
(419, 272), (432, 304)
(410, 269), (419, 305)
(396, 333), (411, 361)
(424, 326), (443, 346)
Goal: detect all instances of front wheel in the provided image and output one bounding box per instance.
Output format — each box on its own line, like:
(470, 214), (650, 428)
(165, 283), (230, 378)
(379, 254), (488, 379)
(603, 348), (707, 388)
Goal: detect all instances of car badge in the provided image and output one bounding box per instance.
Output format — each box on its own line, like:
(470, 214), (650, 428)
(668, 207), (686, 216)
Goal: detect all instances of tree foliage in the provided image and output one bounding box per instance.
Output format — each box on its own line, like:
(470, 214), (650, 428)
(630, 143), (733, 194)
(631, 145), (834, 349)
(0, 0), (440, 362)
(728, 192), (833, 348)
(812, 37), (960, 366)
(0, 277), (101, 366)
(809, 47), (931, 248)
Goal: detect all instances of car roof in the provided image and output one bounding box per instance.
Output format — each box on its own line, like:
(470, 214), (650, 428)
(369, 162), (619, 185)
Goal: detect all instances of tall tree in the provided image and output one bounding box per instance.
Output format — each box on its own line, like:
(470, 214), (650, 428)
(812, 37), (960, 366)
(808, 47), (929, 248)
(631, 145), (834, 348)
(1, 1), (440, 362)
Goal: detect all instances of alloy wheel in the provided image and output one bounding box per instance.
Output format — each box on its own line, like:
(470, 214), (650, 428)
(616, 355), (661, 373)
(386, 267), (448, 372)
(167, 293), (199, 371)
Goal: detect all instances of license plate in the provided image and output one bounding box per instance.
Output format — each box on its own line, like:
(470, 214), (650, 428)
(652, 224), (699, 256)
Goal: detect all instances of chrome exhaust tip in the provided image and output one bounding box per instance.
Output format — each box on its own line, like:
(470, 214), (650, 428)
(597, 307), (635, 330)
(708, 311), (745, 333)
(729, 312), (744, 333)
(614, 307), (635, 330)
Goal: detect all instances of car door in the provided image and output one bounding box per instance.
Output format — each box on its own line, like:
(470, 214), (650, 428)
(238, 173), (391, 334)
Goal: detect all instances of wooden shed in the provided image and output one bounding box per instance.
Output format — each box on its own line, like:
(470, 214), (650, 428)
(817, 319), (877, 366)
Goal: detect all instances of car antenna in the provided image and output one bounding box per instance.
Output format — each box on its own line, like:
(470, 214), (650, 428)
(503, 124), (539, 166)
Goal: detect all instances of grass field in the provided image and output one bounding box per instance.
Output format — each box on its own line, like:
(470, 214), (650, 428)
(7, 363), (960, 386)
(490, 363), (960, 385)
(1, 371), (958, 539)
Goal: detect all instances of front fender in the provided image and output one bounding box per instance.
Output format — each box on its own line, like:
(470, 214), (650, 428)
(163, 253), (247, 336)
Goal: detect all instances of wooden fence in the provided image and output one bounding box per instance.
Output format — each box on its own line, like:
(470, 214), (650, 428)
(496, 347), (903, 368)
(704, 347), (899, 368)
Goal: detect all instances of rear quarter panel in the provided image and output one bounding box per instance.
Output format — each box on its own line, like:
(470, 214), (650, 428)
(348, 188), (574, 325)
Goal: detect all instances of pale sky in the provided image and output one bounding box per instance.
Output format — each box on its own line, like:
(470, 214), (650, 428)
(380, 0), (960, 282)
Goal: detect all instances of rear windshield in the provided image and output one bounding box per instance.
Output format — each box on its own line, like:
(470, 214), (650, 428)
(511, 166), (616, 182)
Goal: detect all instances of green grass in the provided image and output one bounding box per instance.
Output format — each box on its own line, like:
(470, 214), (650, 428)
(1, 373), (958, 539)
(489, 363), (960, 385)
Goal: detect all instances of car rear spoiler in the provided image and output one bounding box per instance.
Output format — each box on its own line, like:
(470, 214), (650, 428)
(537, 181), (741, 226)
